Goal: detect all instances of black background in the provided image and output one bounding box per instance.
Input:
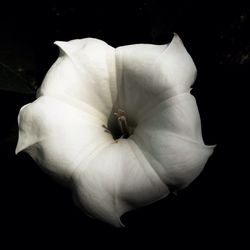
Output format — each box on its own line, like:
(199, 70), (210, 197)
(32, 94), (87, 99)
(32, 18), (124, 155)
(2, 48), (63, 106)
(0, 0), (248, 247)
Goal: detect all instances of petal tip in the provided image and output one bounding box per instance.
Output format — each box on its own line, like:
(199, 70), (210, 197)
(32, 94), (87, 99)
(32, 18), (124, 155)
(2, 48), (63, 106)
(15, 138), (24, 155)
(15, 147), (19, 155)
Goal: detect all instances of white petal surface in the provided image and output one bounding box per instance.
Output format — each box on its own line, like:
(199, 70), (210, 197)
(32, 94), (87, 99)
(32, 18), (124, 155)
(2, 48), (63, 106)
(72, 139), (169, 227)
(131, 93), (215, 189)
(16, 96), (113, 181)
(115, 34), (197, 125)
(37, 38), (117, 117)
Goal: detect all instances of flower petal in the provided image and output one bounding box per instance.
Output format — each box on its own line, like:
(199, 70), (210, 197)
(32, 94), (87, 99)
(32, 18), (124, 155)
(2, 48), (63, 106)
(72, 139), (169, 227)
(37, 38), (117, 117)
(16, 96), (113, 181)
(131, 93), (215, 189)
(115, 33), (197, 124)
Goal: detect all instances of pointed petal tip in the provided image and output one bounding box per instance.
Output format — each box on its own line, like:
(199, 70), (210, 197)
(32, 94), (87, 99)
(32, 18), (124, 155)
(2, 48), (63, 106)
(54, 41), (70, 54)
(15, 141), (23, 155)
(54, 41), (67, 52)
(173, 32), (181, 40)
(117, 218), (126, 228)
(98, 211), (126, 228)
(173, 32), (179, 37)
(210, 144), (217, 153)
(15, 146), (21, 155)
(111, 219), (125, 228)
(206, 143), (217, 150)
(54, 40), (65, 46)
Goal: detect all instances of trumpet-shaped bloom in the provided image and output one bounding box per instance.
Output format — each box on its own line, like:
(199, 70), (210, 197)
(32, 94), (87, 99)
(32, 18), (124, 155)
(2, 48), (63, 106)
(16, 34), (215, 227)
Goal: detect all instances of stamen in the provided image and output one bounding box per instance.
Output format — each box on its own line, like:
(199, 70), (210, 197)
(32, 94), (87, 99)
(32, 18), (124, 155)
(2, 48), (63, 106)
(114, 109), (131, 138)
(102, 124), (111, 134)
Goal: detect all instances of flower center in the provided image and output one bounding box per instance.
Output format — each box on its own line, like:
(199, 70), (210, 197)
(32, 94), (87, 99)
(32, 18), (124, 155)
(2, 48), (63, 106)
(103, 109), (134, 140)
(114, 109), (132, 139)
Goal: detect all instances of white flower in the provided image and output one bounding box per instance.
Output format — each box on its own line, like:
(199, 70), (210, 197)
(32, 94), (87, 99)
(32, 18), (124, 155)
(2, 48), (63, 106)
(16, 33), (215, 227)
